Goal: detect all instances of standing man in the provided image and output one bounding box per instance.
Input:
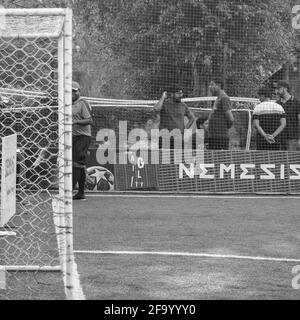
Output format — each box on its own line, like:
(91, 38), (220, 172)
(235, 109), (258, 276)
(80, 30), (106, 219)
(154, 85), (195, 151)
(253, 87), (286, 150)
(275, 80), (300, 151)
(205, 81), (234, 150)
(72, 81), (93, 200)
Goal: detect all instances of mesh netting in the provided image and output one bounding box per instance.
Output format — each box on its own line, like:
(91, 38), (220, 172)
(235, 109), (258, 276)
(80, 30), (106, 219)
(86, 97), (256, 151)
(0, 10), (68, 300)
(74, 1), (300, 194)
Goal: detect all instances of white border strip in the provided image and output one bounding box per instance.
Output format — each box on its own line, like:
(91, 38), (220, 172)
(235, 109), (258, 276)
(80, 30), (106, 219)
(5, 266), (61, 272)
(74, 250), (300, 263)
(0, 231), (17, 237)
(85, 194), (300, 199)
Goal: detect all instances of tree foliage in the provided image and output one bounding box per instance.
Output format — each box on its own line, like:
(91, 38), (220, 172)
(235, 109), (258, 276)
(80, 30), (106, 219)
(1, 0), (298, 98)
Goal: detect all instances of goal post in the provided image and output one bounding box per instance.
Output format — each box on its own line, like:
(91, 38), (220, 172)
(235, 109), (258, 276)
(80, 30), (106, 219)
(0, 8), (74, 300)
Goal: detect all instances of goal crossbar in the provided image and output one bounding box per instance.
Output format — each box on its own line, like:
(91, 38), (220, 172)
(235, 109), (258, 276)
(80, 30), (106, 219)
(0, 8), (66, 38)
(0, 8), (66, 16)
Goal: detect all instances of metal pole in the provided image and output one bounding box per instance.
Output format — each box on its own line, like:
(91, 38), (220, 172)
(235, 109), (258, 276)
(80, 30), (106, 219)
(223, 43), (228, 91)
(245, 110), (252, 151)
(58, 20), (66, 272)
(63, 8), (74, 300)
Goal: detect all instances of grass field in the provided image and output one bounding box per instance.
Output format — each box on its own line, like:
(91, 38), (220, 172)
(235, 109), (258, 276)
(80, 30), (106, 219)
(73, 194), (300, 300)
(1, 193), (299, 300)
(0, 192), (64, 300)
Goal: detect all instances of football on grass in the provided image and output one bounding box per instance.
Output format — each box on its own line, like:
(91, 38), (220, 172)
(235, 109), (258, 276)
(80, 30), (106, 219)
(85, 166), (114, 191)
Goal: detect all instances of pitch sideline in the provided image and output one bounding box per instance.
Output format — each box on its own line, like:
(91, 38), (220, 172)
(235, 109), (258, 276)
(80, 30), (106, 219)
(85, 193), (300, 199)
(74, 250), (300, 263)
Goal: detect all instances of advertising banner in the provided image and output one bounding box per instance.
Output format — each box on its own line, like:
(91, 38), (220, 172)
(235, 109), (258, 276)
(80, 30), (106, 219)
(158, 151), (300, 194)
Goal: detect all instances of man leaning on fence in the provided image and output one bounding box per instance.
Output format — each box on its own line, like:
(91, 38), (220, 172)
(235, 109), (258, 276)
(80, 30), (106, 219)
(72, 81), (93, 201)
(275, 80), (300, 151)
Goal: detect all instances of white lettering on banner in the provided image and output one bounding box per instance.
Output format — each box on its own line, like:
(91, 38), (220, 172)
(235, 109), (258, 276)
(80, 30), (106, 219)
(199, 164), (215, 179)
(129, 154), (145, 189)
(220, 164), (235, 179)
(280, 164), (285, 180)
(290, 165), (300, 180)
(137, 157), (145, 169)
(179, 163), (194, 179)
(260, 164), (276, 180)
(179, 163), (300, 180)
(240, 164), (255, 180)
(0, 134), (17, 228)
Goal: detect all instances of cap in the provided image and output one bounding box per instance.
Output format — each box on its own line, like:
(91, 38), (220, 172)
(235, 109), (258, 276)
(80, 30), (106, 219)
(72, 81), (81, 91)
(274, 80), (290, 91)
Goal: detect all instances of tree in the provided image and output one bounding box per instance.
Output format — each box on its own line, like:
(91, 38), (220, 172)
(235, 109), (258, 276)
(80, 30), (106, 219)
(93, 0), (297, 98)
(1, 0), (297, 99)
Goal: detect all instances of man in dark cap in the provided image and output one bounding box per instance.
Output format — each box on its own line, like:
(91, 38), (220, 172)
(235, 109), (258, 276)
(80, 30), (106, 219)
(275, 80), (300, 151)
(72, 81), (93, 200)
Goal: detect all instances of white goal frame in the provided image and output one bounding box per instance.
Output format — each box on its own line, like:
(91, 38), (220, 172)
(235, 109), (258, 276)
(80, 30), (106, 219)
(0, 8), (74, 299)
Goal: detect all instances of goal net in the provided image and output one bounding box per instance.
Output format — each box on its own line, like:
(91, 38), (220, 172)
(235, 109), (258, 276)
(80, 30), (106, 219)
(76, 1), (300, 195)
(0, 9), (74, 300)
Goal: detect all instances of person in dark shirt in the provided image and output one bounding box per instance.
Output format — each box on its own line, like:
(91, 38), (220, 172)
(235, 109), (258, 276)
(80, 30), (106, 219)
(275, 80), (300, 151)
(253, 87), (286, 150)
(205, 81), (234, 150)
(72, 81), (93, 200)
(154, 85), (195, 150)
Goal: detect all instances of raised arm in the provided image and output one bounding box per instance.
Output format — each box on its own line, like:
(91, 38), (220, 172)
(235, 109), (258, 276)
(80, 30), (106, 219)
(154, 91), (168, 112)
(184, 106), (196, 129)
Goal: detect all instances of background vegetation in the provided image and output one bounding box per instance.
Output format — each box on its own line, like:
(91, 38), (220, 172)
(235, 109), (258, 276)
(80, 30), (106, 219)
(1, 0), (299, 99)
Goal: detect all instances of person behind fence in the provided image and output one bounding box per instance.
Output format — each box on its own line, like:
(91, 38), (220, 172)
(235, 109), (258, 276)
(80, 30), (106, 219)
(204, 81), (234, 150)
(274, 80), (300, 151)
(253, 86), (286, 151)
(72, 81), (93, 201)
(154, 85), (195, 153)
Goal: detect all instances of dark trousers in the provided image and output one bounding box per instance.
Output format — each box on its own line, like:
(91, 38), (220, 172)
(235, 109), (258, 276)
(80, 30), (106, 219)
(207, 137), (229, 150)
(73, 135), (91, 195)
(73, 135), (91, 167)
(256, 137), (281, 151)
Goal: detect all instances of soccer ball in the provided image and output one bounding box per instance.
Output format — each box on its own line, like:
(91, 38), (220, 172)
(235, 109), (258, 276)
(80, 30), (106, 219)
(85, 166), (114, 191)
